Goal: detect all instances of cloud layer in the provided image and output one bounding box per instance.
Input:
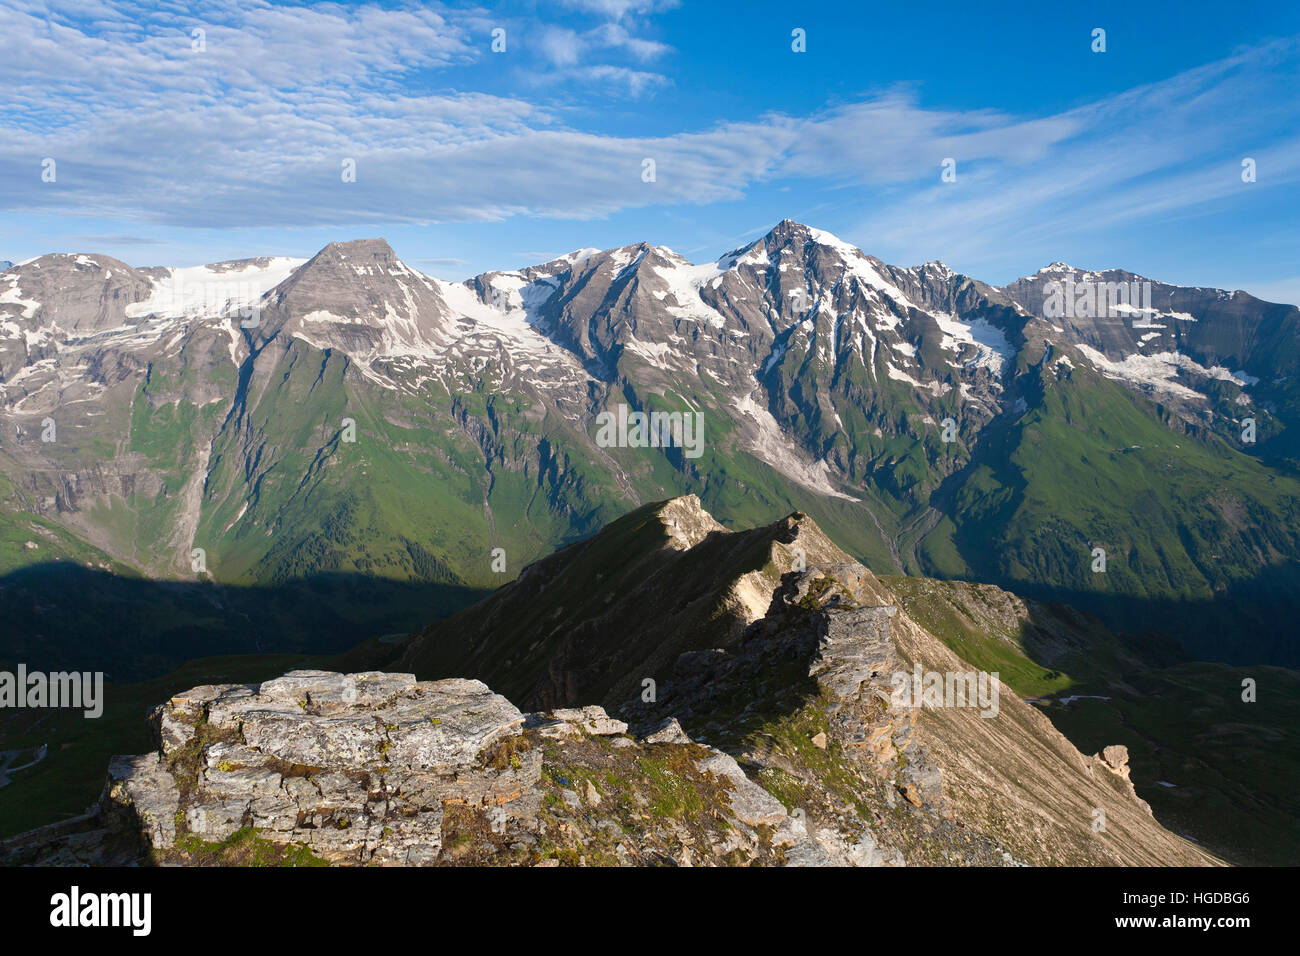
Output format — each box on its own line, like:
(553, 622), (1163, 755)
(2, 0), (1297, 285)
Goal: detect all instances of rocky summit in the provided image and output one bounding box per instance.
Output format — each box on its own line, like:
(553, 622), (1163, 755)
(1, 502), (1220, 867)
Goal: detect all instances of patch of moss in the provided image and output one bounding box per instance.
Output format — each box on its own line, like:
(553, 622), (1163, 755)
(167, 826), (327, 867)
(636, 756), (705, 818)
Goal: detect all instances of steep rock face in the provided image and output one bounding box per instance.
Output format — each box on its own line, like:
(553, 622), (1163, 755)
(0, 254), (148, 383)
(1004, 264), (1297, 383)
(1001, 264), (1298, 449)
(623, 560), (1216, 866)
(622, 561), (947, 850)
(495, 220), (1022, 502)
(253, 239), (457, 363)
(0, 254), (155, 336)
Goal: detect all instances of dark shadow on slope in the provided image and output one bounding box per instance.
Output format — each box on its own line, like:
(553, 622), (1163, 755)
(0, 562), (491, 682)
(972, 565), (1300, 668)
(1030, 652), (1300, 867)
(925, 429), (1300, 665)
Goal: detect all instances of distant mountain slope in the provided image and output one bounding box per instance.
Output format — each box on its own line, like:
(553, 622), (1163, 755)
(3, 223), (1299, 669)
(1004, 263), (1300, 457)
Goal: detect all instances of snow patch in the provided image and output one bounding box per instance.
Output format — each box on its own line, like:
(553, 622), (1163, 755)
(1076, 344), (1252, 400)
(805, 226), (917, 309)
(0, 281), (40, 319)
(127, 257), (304, 319)
(731, 390), (855, 500)
(648, 257), (729, 328)
(931, 312), (1013, 375)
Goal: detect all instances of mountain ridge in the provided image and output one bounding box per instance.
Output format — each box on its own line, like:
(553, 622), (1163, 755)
(1, 496), (1223, 867)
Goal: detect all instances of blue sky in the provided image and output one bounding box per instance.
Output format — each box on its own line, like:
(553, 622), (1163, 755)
(3, 0), (1299, 301)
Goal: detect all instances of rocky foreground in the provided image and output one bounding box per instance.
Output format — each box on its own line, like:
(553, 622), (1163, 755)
(2, 552), (1221, 866)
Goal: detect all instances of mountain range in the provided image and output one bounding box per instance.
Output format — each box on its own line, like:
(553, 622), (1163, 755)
(2, 220), (1299, 676)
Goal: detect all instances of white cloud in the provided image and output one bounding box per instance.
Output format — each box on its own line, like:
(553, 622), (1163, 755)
(560, 0), (680, 20)
(589, 23), (672, 61)
(538, 27), (584, 66)
(835, 41), (1300, 270)
(575, 65), (672, 96)
(532, 19), (672, 86)
(0, 0), (478, 102)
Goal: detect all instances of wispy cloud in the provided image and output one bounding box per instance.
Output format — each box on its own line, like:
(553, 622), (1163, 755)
(69, 233), (167, 246)
(846, 42), (1300, 269)
(532, 20), (673, 90)
(559, 0), (680, 21)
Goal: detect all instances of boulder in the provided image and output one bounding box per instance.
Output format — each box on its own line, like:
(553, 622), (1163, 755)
(695, 749), (788, 828)
(809, 605), (898, 699)
(542, 705), (628, 736)
(642, 717), (692, 745)
(1101, 744), (1130, 773)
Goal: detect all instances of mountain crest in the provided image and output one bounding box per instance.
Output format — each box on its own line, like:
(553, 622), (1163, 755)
(652, 494), (727, 549)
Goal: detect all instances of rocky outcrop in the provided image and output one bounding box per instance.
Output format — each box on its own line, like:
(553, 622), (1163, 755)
(1090, 744), (1153, 817)
(769, 564), (943, 808)
(615, 561), (953, 864)
(106, 753), (179, 850)
(1098, 744), (1131, 776)
(23, 665), (861, 866)
(105, 670), (540, 865)
(810, 604), (897, 698)
(642, 717), (692, 745)
(614, 552), (1216, 867)
(526, 705), (628, 738)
